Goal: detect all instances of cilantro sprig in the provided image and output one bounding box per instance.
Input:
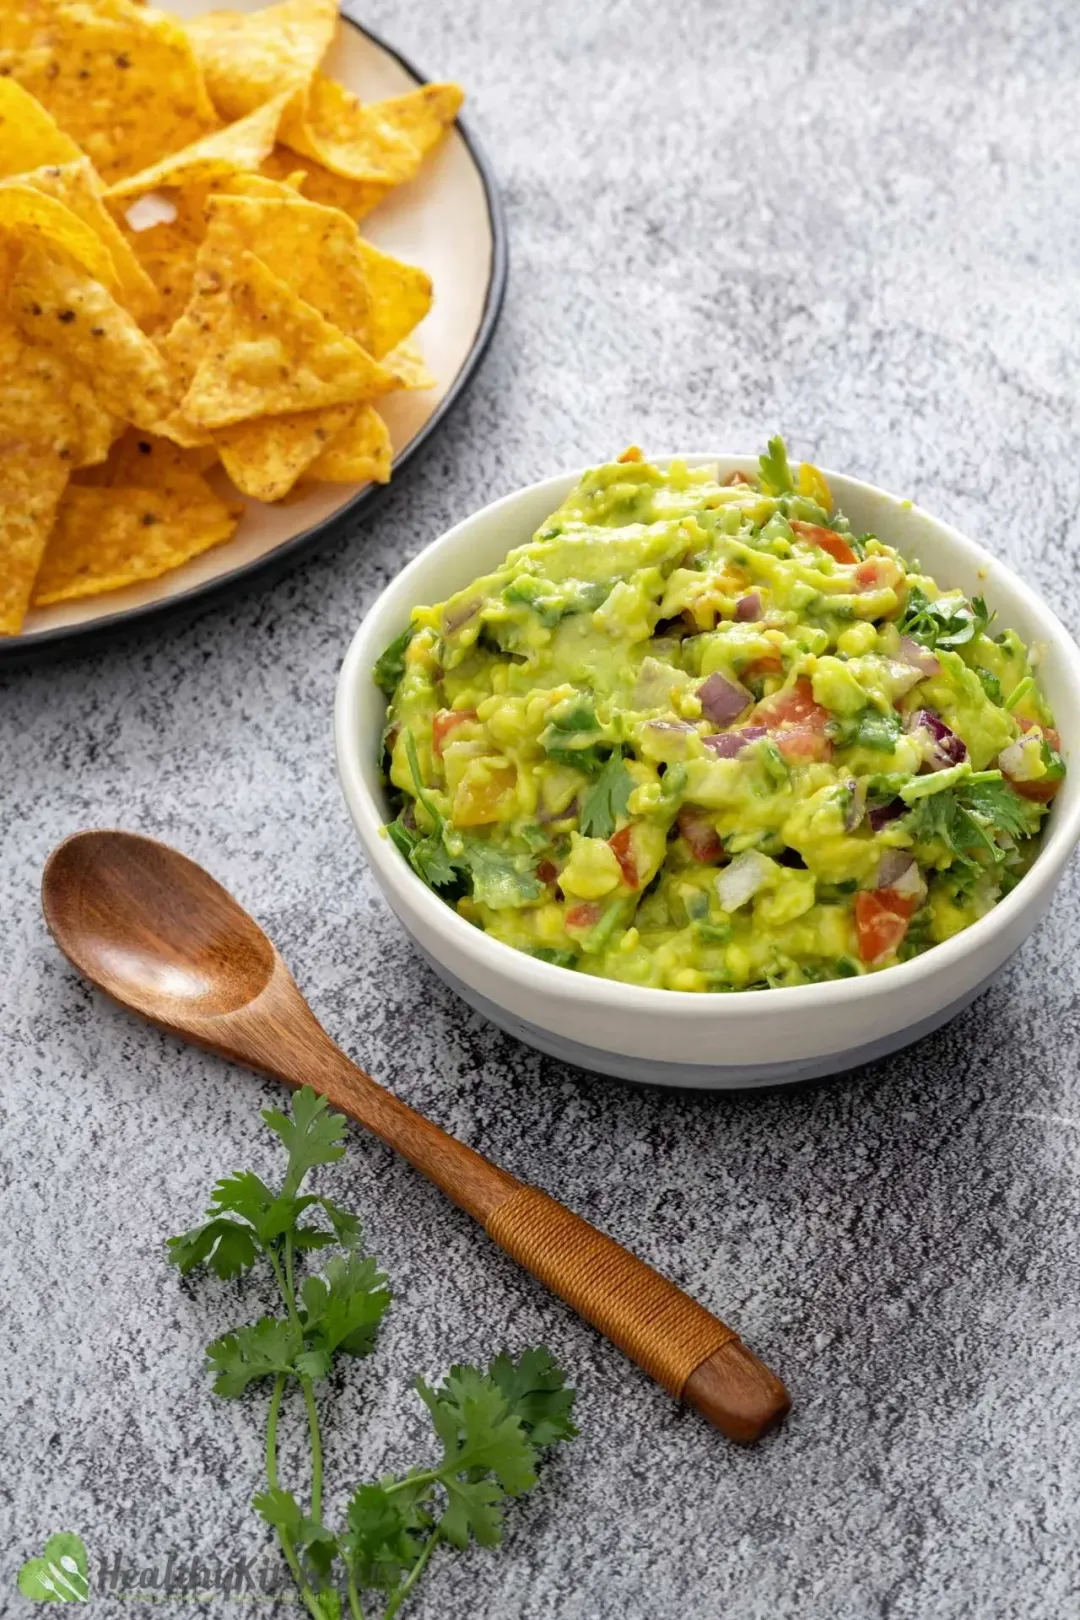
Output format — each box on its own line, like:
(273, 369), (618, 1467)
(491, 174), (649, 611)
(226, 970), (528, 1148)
(170, 1088), (578, 1620)
(898, 586), (993, 651)
(902, 771), (1033, 869)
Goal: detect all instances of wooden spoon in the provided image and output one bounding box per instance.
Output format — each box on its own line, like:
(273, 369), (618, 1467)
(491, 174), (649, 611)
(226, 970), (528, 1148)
(41, 829), (790, 1443)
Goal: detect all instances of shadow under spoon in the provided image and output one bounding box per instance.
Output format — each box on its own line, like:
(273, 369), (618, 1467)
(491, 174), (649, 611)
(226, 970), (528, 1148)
(41, 828), (791, 1444)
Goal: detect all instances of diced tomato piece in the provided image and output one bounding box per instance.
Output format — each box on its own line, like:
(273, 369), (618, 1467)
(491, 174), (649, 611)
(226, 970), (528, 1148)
(617, 445), (643, 463)
(755, 676), (826, 729)
(775, 725), (832, 763)
(608, 826), (640, 888)
(741, 655), (784, 682)
(789, 520), (857, 565)
(1018, 717), (1062, 751)
(432, 707), (478, 758)
(722, 469), (755, 486)
(854, 557), (901, 593)
(1009, 718), (1064, 800)
(677, 806), (724, 863)
(1008, 776), (1060, 804)
(536, 859), (557, 884)
(855, 888), (915, 964)
(753, 677), (834, 762)
(565, 902), (603, 931)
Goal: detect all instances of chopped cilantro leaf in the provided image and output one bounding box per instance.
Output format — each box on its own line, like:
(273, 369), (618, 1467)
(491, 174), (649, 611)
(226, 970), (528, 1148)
(373, 627), (413, 696)
(829, 707), (903, 751)
(976, 667), (1003, 704)
(530, 946), (579, 969)
(758, 435), (794, 495)
(579, 754), (633, 839)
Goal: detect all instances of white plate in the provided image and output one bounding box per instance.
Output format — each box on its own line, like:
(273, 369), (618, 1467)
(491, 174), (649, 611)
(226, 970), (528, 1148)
(4, 3), (507, 662)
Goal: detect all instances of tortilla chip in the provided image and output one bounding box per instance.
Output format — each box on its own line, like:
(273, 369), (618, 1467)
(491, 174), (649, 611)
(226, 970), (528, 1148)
(219, 169), (305, 200)
(75, 426), (217, 490)
(11, 240), (178, 430)
(0, 309), (120, 472)
(0, 79), (81, 176)
(260, 144), (390, 219)
(366, 83), (464, 161)
(215, 402), (352, 500)
(0, 0), (219, 182)
(382, 338), (435, 391)
(118, 186), (210, 333)
(32, 481), (241, 605)
(0, 184), (121, 292)
(282, 79), (462, 186)
(0, 445), (69, 633)
(179, 250), (393, 431)
(14, 159), (158, 322)
(69, 384), (123, 469)
(199, 192), (372, 343)
(304, 402), (390, 484)
(187, 0), (338, 121)
(351, 239), (432, 358)
(104, 89), (292, 199)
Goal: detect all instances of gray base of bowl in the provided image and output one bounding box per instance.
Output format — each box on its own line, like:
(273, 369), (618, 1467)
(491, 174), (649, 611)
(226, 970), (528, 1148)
(415, 945), (997, 1089)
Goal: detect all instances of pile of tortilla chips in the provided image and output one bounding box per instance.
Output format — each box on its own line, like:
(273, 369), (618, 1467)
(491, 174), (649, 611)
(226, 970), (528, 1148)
(0, 0), (463, 634)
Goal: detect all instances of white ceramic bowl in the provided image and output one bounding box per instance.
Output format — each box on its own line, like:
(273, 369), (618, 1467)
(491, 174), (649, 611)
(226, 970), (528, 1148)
(335, 456), (1080, 1089)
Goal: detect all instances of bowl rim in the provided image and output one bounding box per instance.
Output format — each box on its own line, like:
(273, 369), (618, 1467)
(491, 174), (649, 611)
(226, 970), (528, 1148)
(335, 453), (1080, 1022)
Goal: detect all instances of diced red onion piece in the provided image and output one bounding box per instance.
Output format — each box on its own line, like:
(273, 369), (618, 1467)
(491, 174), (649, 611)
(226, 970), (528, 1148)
(698, 671), (752, 726)
(906, 708), (967, 770)
(877, 850), (915, 889)
(868, 798), (906, 832)
(703, 725), (768, 759)
(643, 719), (696, 761)
(885, 659), (928, 697)
(998, 738), (1043, 782)
(539, 795), (579, 823)
(735, 593), (762, 622)
(898, 636), (942, 678)
(891, 861), (927, 901)
(443, 597), (482, 635)
(715, 850), (772, 912)
(844, 777), (866, 832)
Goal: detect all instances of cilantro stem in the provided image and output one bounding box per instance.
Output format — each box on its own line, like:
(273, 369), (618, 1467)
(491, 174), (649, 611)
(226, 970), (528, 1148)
(404, 730), (443, 831)
(266, 1375), (324, 1620)
(302, 1377), (324, 1523)
(382, 1469), (440, 1496)
(346, 1573), (366, 1620)
(1005, 676), (1035, 712)
(384, 1531), (440, 1620)
(266, 1244), (296, 1323)
(275, 1234), (326, 1524)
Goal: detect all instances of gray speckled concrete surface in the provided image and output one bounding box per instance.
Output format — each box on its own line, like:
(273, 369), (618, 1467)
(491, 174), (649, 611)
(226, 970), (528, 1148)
(4, 0), (1080, 1615)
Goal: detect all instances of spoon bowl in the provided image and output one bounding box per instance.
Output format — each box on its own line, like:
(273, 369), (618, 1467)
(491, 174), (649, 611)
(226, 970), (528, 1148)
(43, 830), (276, 1018)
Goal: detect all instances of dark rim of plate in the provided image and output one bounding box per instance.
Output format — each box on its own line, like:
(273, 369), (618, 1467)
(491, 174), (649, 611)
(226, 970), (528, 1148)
(1, 11), (509, 667)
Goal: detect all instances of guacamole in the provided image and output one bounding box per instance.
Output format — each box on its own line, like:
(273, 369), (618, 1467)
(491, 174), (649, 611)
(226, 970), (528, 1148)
(375, 439), (1064, 991)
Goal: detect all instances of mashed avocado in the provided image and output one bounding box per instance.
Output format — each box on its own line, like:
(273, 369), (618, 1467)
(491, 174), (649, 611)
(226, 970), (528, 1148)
(376, 439), (1064, 991)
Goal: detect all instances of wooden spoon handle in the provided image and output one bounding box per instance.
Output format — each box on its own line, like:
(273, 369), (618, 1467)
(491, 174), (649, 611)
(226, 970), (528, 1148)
(484, 1184), (790, 1441)
(221, 963), (789, 1444)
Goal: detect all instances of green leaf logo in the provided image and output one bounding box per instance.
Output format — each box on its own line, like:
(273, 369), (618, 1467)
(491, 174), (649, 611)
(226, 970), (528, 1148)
(18, 1535), (89, 1603)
